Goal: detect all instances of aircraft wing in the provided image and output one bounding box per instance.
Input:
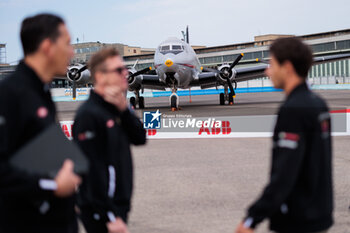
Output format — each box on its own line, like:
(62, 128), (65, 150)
(139, 74), (166, 90)
(192, 53), (350, 89)
(193, 69), (264, 88)
(235, 64), (268, 82)
(53, 75), (69, 80)
(192, 72), (219, 87)
(235, 53), (350, 82)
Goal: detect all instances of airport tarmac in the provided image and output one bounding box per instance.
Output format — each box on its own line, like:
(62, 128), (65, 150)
(56, 89), (350, 121)
(127, 136), (350, 233)
(56, 90), (350, 233)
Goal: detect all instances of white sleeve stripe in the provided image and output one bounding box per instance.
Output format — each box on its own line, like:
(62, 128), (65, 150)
(108, 165), (116, 198)
(0, 116), (5, 126)
(107, 211), (116, 222)
(39, 179), (57, 190)
(243, 217), (253, 228)
(39, 201), (50, 214)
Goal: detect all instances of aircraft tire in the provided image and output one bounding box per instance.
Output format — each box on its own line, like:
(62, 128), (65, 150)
(139, 96), (145, 109)
(228, 94), (234, 104)
(171, 95), (177, 109)
(220, 93), (225, 105)
(130, 97), (136, 109)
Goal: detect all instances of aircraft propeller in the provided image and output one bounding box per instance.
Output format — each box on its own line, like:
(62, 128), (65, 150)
(67, 64), (152, 100)
(220, 53), (244, 98)
(128, 67), (152, 80)
(68, 65), (87, 81)
(67, 65), (87, 100)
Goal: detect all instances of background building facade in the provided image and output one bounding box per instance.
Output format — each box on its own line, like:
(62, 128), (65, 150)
(1, 29), (350, 85)
(124, 29), (350, 81)
(71, 42), (155, 64)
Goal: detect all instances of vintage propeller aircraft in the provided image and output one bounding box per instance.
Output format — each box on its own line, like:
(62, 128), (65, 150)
(66, 27), (350, 111)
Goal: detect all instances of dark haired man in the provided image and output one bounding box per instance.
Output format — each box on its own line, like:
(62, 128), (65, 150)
(73, 48), (146, 233)
(235, 37), (333, 233)
(0, 13), (81, 233)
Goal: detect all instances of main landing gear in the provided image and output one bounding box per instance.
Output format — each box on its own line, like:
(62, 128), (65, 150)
(219, 84), (235, 105)
(130, 90), (145, 109)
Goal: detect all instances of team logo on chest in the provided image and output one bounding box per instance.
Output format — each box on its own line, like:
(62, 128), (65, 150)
(37, 106), (48, 119)
(276, 132), (300, 149)
(78, 131), (95, 141)
(106, 119), (115, 128)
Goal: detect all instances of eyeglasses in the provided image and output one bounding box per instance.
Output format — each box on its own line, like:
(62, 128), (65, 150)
(101, 66), (128, 75)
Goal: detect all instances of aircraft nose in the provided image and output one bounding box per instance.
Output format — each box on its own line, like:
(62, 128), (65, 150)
(165, 59), (173, 67)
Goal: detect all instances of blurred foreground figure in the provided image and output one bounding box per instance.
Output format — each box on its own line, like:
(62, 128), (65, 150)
(73, 48), (146, 233)
(0, 14), (81, 233)
(235, 38), (333, 233)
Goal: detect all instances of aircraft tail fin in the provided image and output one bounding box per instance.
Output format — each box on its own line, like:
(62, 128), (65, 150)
(132, 59), (139, 69)
(186, 26), (189, 44)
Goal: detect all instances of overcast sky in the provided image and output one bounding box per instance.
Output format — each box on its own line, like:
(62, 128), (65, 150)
(1, 0), (349, 64)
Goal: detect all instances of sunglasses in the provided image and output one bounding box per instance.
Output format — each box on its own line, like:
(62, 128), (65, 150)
(101, 66), (128, 75)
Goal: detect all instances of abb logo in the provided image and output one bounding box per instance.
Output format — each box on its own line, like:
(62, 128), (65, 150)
(198, 121), (231, 135)
(60, 122), (74, 139)
(147, 129), (157, 136)
(146, 121), (232, 137)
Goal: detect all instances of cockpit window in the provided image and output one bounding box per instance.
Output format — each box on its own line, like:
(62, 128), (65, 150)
(172, 45), (183, 50)
(161, 45), (170, 51)
(159, 44), (184, 54)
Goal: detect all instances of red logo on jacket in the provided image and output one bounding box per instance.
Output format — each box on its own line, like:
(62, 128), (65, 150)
(37, 107), (48, 118)
(106, 119), (115, 128)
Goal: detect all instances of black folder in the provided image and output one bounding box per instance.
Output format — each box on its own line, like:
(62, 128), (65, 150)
(10, 123), (88, 178)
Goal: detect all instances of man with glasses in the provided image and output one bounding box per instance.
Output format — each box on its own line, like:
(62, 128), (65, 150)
(72, 48), (146, 233)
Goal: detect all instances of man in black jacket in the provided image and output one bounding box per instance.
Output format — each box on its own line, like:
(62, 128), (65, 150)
(0, 14), (81, 233)
(235, 38), (333, 233)
(73, 48), (146, 233)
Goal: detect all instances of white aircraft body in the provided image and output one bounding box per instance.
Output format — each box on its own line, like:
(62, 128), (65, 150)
(66, 31), (350, 110)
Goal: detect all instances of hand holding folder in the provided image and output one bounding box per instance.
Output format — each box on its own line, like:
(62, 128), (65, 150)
(54, 159), (82, 197)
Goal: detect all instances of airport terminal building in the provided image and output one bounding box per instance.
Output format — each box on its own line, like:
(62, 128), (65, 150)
(71, 42), (155, 64)
(123, 29), (350, 81)
(1, 29), (350, 85)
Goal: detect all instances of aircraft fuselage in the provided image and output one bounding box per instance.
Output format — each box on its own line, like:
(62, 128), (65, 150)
(154, 37), (201, 89)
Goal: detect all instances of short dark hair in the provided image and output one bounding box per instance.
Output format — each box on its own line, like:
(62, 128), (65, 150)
(20, 13), (64, 56)
(88, 48), (120, 80)
(270, 37), (313, 79)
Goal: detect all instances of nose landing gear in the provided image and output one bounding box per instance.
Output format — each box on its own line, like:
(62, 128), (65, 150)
(170, 89), (179, 112)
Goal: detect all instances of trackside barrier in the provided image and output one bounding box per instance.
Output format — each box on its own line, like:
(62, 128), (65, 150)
(60, 111), (349, 139)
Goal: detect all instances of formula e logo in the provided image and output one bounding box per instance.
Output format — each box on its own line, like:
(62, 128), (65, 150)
(143, 110), (161, 129)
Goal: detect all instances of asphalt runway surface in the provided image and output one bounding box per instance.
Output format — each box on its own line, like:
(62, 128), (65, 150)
(56, 90), (350, 121)
(56, 90), (350, 233)
(128, 137), (350, 233)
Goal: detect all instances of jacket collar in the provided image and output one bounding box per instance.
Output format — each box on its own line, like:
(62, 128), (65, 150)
(287, 82), (308, 100)
(17, 60), (50, 94)
(89, 90), (121, 116)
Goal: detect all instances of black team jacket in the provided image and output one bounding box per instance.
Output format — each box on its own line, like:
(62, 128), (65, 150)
(72, 90), (146, 223)
(244, 82), (333, 233)
(0, 61), (77, 233)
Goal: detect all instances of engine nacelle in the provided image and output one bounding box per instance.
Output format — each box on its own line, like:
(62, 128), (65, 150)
(67, 64), (92, 85)
(217, 64), (237, 84)
(127, 68), (142, 91)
